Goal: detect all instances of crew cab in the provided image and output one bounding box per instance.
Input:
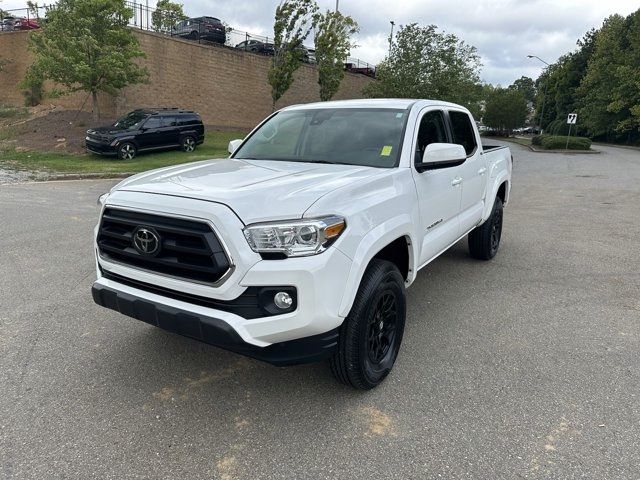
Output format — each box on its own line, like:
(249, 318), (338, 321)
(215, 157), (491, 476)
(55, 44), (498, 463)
(92, 99), (512, 389)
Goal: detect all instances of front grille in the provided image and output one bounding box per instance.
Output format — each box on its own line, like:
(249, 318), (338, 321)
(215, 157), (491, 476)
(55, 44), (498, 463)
(97, 208), (231, 284)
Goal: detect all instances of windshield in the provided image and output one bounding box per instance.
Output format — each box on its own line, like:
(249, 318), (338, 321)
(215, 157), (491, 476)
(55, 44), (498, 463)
(233, 108), (408, 168)
(112, 112), (148, 130)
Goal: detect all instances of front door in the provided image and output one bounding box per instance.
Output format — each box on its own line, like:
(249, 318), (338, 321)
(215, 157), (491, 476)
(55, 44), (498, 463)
(411, 108), (464, 266)
(137, 116), (163, 150)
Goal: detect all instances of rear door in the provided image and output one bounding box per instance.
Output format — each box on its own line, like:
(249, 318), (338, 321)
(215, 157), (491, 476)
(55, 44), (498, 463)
(160, 115), (180, 145)
(448, 110), (487, 234)
(411, 108), (464, 266)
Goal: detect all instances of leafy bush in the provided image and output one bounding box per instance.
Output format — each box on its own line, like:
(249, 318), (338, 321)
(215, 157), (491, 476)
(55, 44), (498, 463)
(537, 135), (591, 150)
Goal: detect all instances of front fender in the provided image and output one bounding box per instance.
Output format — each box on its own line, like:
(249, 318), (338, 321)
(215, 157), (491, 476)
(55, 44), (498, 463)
(112, 136), (138, 147)
(337, 215), (417, 317)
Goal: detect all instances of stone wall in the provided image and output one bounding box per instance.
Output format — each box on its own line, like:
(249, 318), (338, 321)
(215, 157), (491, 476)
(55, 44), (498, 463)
(0, 29), (373, 128)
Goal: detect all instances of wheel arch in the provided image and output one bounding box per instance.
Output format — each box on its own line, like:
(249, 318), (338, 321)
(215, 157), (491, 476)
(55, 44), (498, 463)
(115, 137), (139, 148)
(482, 175), (510, 221)
(338, 221), (417, 318)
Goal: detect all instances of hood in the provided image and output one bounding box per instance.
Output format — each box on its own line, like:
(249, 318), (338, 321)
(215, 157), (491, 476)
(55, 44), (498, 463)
(89, 125), (128, 135)
(113, 158), (387, 224)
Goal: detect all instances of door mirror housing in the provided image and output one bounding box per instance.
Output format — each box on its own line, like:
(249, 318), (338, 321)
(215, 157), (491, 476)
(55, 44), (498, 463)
(228, 139), (243, 155)
(417, 143), (467, 172)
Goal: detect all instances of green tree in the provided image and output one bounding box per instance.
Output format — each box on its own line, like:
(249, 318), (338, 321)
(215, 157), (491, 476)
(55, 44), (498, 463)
(483, 88), (528, 135)
(151, 0), (186, 34)
(312, 10), (358, 101)
(24, 0), (148, 121)
(509, 76), (536, 103)
(268, 0), (318, 110)
(532, 29), (596, 134)
(27, 1), (41, 20)
(364, 23), (482, 111)
(578, 12), (640, 141)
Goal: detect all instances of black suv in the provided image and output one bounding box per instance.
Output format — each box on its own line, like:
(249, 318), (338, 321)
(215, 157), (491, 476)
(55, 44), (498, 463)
(171, 17), (226, 44)
(86, 109), (205, 160)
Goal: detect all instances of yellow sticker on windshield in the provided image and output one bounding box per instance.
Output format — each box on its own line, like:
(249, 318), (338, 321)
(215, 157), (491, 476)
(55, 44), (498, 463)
(380, 145), (393, 156)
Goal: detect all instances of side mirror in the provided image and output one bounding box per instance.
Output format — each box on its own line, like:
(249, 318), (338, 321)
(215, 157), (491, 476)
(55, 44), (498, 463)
(228, 139), (243, 155)
(418, 143), (467, 171)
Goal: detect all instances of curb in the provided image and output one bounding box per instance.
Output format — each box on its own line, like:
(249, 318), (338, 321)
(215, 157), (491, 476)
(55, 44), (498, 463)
(592, 142), (640, 152)
(496, 138), (599, 154)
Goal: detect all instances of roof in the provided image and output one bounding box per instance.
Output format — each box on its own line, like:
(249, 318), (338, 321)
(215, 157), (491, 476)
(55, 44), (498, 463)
(281, 98), (466, 111)
(133, 108), (197, 115)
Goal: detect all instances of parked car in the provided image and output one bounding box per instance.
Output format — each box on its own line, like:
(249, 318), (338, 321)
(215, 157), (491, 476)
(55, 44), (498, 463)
(344, 62), (376, 78)
(13, 17), (40, 30)
(92, 99), (512, 389)
(85, 108), (204, 160)
(172, 16), (226, 44)
(307, 48), (317, 64)
(1, 16), (17, 31)
(235, 39), (275, 56)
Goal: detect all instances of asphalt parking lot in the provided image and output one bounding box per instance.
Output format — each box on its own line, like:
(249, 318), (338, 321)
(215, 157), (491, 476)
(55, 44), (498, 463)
(1, 142), (639, 479)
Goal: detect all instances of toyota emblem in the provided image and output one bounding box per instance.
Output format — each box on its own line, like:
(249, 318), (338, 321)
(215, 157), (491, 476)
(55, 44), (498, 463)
(132, 227), (160, 255)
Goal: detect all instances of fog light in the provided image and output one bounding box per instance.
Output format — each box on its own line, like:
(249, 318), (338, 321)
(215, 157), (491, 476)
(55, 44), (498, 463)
(274, 291), (293, 310)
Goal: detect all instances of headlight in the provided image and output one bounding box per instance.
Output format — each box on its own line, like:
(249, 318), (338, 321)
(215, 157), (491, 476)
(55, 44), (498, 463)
(243, 216), (346, 257)
(97, 193), (109, 206)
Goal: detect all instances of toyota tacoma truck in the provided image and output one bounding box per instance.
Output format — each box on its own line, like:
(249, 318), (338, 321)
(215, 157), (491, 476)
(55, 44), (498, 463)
(92, 99), (512, 389)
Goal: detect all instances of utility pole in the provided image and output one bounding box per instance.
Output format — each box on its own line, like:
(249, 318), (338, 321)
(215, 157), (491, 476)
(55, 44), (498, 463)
(527, 55), (550, 134)
(389, 21), (395, 58)
(335, 0), (339, 12)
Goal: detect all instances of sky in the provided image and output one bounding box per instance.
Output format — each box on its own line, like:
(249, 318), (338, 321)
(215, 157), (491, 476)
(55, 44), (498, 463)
(3, 0), (638, 85)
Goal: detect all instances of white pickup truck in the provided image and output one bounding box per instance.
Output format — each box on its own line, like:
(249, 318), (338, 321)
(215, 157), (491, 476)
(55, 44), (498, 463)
(92, 99), (512, 389)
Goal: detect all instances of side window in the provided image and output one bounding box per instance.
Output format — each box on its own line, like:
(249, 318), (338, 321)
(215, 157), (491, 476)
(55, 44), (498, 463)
(449, 111), (477, 156)
(143, 117), (161, 129)
(161, 116), (176, 127)
(177, 115), (199, 126)
(415, 110), (448, 164)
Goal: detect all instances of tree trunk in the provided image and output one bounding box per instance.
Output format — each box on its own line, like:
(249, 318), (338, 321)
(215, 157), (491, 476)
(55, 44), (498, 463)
(91, 91), (99, 122)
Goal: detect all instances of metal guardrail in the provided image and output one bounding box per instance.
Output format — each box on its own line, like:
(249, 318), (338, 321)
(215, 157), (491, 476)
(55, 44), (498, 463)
(1, 3), (376, 77)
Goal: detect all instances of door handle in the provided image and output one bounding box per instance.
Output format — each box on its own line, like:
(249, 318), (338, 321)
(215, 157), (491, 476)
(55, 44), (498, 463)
(451, 177), (462, 187)
(478, 167), (487, 176)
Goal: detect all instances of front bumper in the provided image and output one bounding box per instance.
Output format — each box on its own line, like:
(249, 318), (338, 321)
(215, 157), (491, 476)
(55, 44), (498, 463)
(92, 281), (339, 366)
(86, 139), (117, 156)
(94, 191), (353, 356)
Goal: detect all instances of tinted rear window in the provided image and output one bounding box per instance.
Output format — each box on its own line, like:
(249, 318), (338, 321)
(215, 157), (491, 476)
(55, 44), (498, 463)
(177, 114), (201, 126)
(449, 111), (477, 155)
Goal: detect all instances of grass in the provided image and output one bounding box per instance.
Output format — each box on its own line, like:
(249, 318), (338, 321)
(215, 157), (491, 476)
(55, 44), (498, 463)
(0, 130), (247, 175)
(0, 106), (29, 119)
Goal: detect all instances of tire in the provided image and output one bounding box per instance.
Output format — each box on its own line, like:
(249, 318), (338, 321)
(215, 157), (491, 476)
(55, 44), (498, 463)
(181, 136), (196, 152)
(117, 142), (136, 160)
(468, 196), (503, 260)
(330, 259), (406, 390)
(190, 30), (199, 40)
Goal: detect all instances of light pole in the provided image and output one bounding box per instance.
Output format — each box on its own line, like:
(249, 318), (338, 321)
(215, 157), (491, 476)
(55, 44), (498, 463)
(389, 21), (395, 58)
(527, 55), (550, 134)
(335, 0), (339, 12)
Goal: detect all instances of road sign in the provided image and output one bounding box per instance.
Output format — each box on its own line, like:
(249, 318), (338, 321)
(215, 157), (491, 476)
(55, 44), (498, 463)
(567, 113), (577, 125)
